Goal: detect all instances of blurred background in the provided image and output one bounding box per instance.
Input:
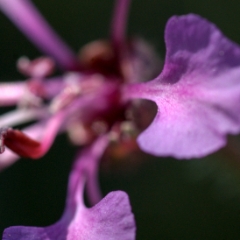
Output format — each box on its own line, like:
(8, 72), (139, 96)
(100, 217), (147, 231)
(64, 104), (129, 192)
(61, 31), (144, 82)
(1, 0), (240, 239)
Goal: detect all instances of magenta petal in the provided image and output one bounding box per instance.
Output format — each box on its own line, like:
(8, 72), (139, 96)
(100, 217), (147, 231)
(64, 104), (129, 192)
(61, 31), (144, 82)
(0, 0), (79, 70)
(2, 191), (135, 240)
(66, 191), (135, 240)
(124, 14), (240, 158)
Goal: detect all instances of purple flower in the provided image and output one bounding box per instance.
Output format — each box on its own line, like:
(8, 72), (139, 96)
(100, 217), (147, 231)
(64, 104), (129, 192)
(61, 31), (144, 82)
(1, 1), (240, 163)
(1, 0), (240, 238)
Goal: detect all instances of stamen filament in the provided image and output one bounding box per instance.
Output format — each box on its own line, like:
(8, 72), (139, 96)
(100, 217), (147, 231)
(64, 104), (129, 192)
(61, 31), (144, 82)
(111, 0), (132, 49)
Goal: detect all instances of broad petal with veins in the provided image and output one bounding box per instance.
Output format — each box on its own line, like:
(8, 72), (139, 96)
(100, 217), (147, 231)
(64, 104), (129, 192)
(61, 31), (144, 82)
(123, 14), (240, 158)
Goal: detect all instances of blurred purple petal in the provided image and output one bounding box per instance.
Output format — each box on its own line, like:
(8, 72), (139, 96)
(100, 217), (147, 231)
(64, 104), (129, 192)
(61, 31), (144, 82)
(2, 191), (135, 240)
(111, 0), (131, 48)
(123, 14), (240, 158)
(0, 0), (79, 70)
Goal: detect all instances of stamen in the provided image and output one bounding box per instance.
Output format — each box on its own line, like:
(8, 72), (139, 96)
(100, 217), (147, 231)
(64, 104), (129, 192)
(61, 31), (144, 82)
(0, 108), (47, 128)
(111, 0), (131, 49)
(0, 127), (9, 153)
(0, 127), (40, 157)
(17, 56), (55, 78)
(0, 112), (64, 159)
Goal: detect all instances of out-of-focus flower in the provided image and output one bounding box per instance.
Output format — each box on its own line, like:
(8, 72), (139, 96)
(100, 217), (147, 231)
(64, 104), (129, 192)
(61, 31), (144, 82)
(2, 136), (136, 240)
(0, 0), (160, 169)
(1, 1), (240, 165)
(1, 0), (240, 238)
(0, 0), (160, 207)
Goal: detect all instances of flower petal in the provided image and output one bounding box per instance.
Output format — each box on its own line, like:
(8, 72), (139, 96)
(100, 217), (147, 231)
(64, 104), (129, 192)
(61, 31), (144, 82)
(2, 191), (135, 240)
(0, 0), (79, 70)
(2, 137), (136, 240)
(123, 14), (240, 158)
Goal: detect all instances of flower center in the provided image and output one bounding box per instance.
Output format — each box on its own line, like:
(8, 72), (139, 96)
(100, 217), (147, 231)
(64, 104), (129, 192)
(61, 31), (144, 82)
(79, 40), (122, 78)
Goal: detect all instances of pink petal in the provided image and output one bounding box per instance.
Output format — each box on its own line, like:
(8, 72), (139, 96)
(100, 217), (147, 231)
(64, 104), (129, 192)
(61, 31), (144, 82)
(123, 14), (240, 158)
(0, 0), (79, 70)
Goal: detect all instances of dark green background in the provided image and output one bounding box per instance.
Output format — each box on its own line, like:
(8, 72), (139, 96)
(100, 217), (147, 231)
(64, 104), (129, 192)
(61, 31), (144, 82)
(1, 1), (240, 239)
